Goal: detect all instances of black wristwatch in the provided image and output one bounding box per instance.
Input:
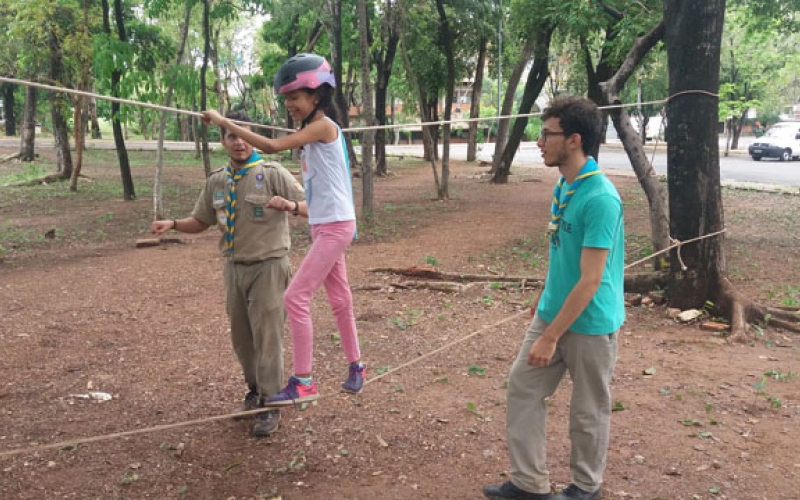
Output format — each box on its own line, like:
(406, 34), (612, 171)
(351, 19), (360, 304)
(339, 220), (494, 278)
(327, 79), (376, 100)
(292, 201), (299, 216)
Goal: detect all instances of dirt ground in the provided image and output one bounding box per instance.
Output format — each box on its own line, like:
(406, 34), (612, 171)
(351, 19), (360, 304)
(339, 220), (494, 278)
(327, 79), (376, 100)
(1, 146), (799, 500)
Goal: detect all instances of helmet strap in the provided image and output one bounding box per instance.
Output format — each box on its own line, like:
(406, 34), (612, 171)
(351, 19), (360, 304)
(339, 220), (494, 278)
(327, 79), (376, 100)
(300, 103), (322, 129)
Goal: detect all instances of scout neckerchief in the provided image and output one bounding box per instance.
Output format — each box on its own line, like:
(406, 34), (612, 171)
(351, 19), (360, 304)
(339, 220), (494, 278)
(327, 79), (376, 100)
(547, 157), (602, 246)
(224, 151), (262, 256)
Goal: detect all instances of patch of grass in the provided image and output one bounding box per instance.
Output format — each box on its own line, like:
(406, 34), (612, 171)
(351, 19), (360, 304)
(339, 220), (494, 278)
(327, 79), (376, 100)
(465, 401), (492, 422)
(625, 233), (654, 263)
(478, 235), (548, 274)
(0, 221), (44, 249)
(0, 163), (48, 185)
(752, 377), (783, 409)
(121, 472), (139, 484)
(764, 284), (800, 306)
(389, 309), (422, 330)
(467, 364), (486, 377)
(763, 368), (797, 381)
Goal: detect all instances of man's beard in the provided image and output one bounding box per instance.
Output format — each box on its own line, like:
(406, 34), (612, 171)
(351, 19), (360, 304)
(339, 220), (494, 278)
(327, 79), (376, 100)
(543, 145), (569, 167)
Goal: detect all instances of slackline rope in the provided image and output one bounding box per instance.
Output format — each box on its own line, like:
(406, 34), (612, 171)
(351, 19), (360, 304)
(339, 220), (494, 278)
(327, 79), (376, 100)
(0, 228), (727, 459)
(0, 74), (725, 458)
(0, 75), (718, 135)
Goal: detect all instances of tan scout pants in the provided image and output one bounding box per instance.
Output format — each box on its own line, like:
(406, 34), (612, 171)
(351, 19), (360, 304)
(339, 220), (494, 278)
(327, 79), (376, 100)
(224, 257), (290, 398)
(506, 314), (618, 494)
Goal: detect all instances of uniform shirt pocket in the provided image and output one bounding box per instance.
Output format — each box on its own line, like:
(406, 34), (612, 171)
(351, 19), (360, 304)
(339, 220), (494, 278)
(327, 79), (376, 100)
(243, 194), (271, 222)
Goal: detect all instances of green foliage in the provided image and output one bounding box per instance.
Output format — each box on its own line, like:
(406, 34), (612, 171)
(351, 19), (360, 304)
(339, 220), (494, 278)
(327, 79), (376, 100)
(0, 163), (47, 185)
(389, 309), (422, 330)
(467, 364), (486, 377)
(752, 377), (784, 409)
(763, 368), (798, 381)
(730, 0), (800, 32)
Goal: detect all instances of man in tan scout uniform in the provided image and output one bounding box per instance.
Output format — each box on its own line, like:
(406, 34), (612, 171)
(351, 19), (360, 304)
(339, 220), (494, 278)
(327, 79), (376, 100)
(152, 111), (306, 437)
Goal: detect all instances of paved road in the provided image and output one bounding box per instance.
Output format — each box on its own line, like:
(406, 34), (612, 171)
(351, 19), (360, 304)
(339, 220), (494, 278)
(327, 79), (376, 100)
(0, 138), (203, 152)
(3, 136), (798, 187)
(386, 139), (800, 187)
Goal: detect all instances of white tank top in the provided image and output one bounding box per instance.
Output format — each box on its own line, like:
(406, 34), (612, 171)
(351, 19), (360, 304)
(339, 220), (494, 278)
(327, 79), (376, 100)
(300, 117), (356, 225)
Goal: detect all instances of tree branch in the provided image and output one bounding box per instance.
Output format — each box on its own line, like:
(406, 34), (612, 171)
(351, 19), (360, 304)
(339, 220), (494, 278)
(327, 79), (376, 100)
(596, 0), (624, 21)
(601, 19), (665, 96)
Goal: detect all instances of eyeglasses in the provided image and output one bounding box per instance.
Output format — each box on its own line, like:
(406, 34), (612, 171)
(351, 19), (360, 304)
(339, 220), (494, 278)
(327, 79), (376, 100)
(537, 130), (569, 142)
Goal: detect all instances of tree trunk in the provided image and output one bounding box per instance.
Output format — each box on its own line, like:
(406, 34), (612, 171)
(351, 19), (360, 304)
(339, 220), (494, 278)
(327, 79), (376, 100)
(373, 1), (399, 177)
(69, 0), (92, 191)
(154, 1), (192, 219)
(178, 113), (188, 141)
(492, 26), (554, 184)
(601, 20), (670, 268)
(664, 0), (726, 309)
(89, 95), (101, 139)
(467, 37), (487, 162)
(69, 96), (84, 191)
(400, 42), (440, 193)
(325, 0), (358, 169)
(105, 0), (135, 200)
(435, 0), (454, 200)
(19, 87), (36, 161)
(357, 0), (375, 221)
(2, 83), (15, 136)
(491, 37), (535, 174)
(583, 25), (620, 158)
(192, 109), (201, 158)
(731, 113), (745, 150)
(48, 28), (73, 179)
(199, 0), (212, 177)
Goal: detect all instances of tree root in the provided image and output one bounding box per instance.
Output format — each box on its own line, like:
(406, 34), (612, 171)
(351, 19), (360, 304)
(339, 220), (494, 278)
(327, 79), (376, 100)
(7, 172), (69, 187)
(6, 172), (91, 187)
(0, 152), (21, 163)
(716, 277), (800, 342)
(368, 268), (800, 340)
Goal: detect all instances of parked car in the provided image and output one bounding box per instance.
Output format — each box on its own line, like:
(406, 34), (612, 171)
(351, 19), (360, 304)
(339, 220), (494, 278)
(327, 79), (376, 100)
(748, 122), (800, 161)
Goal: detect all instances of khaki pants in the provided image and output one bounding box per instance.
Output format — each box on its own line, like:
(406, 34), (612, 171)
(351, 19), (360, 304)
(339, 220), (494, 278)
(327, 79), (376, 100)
(506, 315), (618, 494)
(224, 257), (290, 398)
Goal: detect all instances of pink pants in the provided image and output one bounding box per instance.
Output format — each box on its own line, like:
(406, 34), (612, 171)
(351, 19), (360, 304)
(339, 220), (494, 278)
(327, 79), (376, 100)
(284, 220), (360, 374)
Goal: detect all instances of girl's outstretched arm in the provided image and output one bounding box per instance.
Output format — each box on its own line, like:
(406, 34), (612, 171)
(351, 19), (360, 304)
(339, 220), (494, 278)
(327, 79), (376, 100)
(201, 110), (335, 153)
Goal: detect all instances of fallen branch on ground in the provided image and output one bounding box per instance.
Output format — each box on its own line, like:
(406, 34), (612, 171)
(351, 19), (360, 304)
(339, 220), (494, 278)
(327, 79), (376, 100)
(368, 266), (545, 285)
(369, 266), (667, 293)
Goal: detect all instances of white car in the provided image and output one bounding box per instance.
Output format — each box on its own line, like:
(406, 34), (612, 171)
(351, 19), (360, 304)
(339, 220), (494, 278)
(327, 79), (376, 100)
(748, 122), (800, 161)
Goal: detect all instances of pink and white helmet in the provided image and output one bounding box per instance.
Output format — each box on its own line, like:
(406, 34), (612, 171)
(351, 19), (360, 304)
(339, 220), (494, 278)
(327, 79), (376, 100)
(273, 53), (336, 94)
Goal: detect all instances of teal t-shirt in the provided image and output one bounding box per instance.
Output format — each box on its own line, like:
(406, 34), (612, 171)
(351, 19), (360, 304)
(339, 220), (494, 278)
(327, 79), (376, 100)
(536, 172), (626, 334)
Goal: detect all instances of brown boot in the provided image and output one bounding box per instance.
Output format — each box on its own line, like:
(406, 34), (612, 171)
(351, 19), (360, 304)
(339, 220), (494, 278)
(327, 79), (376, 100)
(252, 409), (280, 437)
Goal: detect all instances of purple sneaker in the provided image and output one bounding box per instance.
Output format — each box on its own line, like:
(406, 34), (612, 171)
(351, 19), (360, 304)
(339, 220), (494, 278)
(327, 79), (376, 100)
(262, 377), (319, 407)
(342, 363), (365, 394)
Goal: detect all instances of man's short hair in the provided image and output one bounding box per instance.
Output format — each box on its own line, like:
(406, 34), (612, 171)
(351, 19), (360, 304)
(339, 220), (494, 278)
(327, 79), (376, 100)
(220, 110), (252, 139)
(541, 96), (603, 156)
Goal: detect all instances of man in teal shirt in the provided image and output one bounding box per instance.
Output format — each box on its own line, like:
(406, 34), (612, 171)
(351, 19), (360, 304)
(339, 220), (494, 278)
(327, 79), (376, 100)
(484, 96), (625, 500)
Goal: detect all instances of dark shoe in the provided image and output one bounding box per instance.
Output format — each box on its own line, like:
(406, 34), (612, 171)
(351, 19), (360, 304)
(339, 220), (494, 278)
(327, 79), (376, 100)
(262, 377), (319, 407)
(234, 387), (259, 420)
(552, 484), (601, 500)
(483, 481), (552, 500)
(342, 363), (365, 393)
(252, 409), (280, 437)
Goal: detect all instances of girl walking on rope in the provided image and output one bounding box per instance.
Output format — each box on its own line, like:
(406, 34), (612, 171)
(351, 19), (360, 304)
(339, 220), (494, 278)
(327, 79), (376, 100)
(202, 53), (364, 406)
